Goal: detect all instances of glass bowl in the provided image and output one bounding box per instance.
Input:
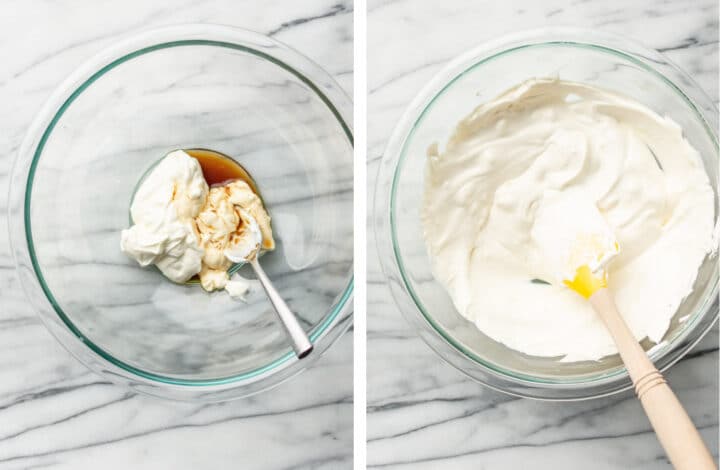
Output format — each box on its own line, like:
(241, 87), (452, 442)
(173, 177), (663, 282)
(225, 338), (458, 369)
(375, 28), (718, 400)
(9, 24), (353, 401)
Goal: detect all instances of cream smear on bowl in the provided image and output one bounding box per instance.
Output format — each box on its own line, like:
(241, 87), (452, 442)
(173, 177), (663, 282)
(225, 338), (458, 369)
(421, 79), (715, 362)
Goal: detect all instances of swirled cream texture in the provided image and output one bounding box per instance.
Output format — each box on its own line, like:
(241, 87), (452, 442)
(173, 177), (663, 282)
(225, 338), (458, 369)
(422, 79), (715, 362)
(196, 180), (274, 291)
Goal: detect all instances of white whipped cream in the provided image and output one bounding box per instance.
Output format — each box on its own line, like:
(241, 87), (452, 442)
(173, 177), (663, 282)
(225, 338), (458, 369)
(121, 150), (208, 283)
(422, 79), (715, 362)
(531, 190), (619, 284)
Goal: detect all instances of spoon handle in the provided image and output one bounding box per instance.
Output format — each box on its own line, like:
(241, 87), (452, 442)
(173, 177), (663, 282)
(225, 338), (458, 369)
(590, 288), (716, 470)
(249, 258), (313, 359)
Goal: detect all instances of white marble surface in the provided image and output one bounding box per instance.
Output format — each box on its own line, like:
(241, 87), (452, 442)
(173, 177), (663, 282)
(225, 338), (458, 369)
(0, 1), (352, 469)
(367, 0), (719, 468)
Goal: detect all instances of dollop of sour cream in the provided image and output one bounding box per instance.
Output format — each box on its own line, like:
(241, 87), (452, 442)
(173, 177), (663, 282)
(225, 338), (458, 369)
(120, 150), (208, 283)
(422, 79), (715, 362)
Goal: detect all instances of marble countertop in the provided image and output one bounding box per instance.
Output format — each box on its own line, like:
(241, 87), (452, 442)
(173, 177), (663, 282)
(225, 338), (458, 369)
(367, 0), (718, 468)
(0, 1), (352, 469)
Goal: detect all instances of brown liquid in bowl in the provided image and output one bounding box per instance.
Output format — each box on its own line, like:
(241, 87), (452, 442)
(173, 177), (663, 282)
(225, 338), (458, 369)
(182, 149), (271, 284)
(186, 148), (258, 192)
(187, 148), (271, 250)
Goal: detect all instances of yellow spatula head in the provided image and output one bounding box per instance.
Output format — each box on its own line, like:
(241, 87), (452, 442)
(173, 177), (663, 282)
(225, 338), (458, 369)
(532, 190), (619, 298)
(563, 264), (608, 299)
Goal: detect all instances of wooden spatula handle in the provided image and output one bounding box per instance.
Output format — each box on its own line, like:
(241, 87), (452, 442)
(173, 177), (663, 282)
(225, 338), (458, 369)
(590, 288), (716, 470)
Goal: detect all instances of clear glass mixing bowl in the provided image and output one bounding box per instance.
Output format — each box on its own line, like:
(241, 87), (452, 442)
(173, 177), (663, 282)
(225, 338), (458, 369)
(375, 28), (718, 400)
(9, 24), (353, 401)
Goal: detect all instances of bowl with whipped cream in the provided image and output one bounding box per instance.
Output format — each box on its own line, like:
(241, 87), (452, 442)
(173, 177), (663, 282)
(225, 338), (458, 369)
(375, 28), (718, 400)
(9, 25), (353, 401)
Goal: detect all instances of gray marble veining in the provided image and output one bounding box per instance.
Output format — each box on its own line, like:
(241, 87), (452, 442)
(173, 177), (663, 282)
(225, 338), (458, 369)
(367, 0), (719, 468)
(0, 1), (352, 468)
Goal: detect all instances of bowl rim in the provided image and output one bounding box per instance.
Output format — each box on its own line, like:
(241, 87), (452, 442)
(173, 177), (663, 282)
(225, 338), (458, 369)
(375, 27), (719, 400)
(9, 24), (354, 399)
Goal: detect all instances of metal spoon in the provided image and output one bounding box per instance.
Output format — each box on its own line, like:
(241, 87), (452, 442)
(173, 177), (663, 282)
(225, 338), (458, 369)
(225, 210), (313, 359)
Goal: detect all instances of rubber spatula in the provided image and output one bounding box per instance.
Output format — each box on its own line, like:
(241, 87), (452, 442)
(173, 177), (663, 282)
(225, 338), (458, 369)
(532, 190), (715, 470)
